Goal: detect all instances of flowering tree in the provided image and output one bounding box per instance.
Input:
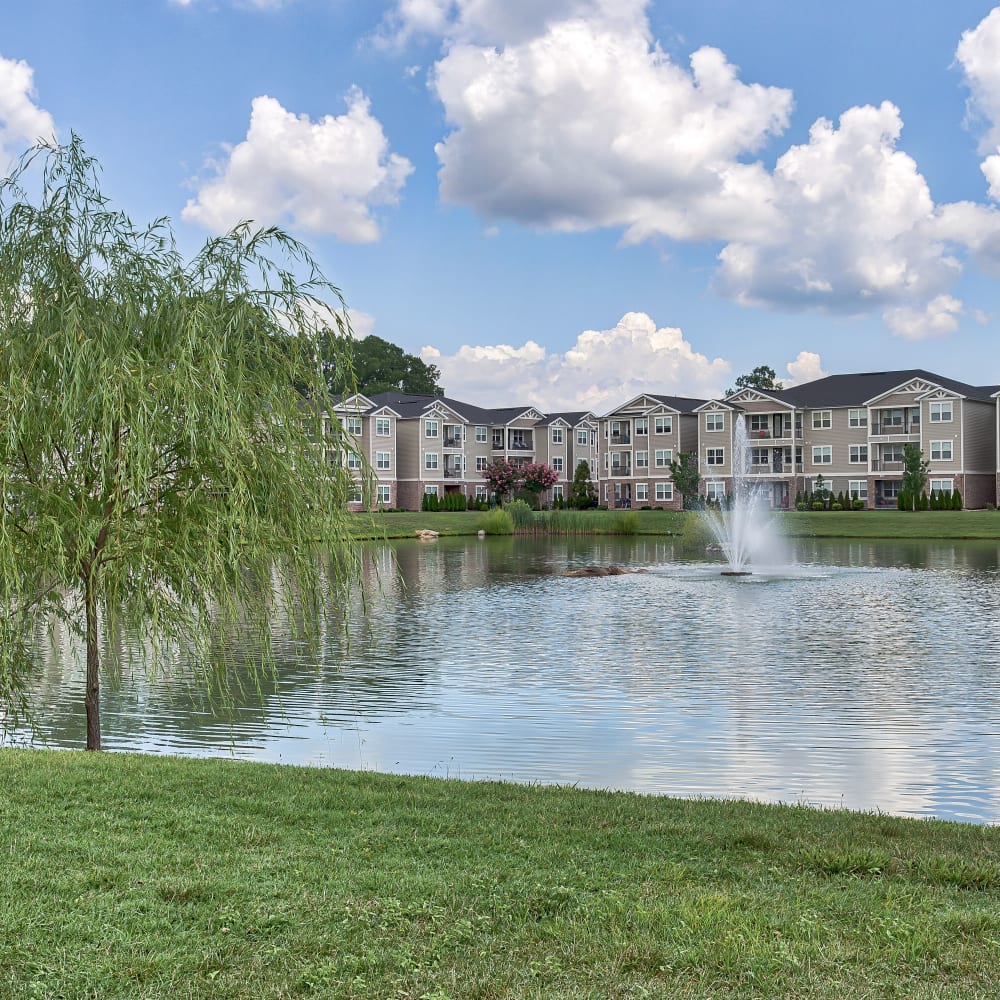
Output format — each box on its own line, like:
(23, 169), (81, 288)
(520, 462), (559, 504)
(481, 458), (522, 503)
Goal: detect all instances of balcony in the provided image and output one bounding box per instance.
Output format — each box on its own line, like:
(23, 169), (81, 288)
(871, 460), (902, 472)
(443, 436), (463, 448)
(610, 433), (631, 445)
(443, 467), (463, 478)
(749, 429), (771, 439)
(610, 465), (632, 477)
(508, 440), (533, 451)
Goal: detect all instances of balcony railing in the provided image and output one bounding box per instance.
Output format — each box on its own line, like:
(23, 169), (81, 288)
(443, 436), (462, 448)
(610, 433), (631, 444)
(508, 440), (533, 450)
(871, 460), (903, 472)
(610, 465), (632, 477)
(443, 468), (463, 478)
(871, 422), (919, 436)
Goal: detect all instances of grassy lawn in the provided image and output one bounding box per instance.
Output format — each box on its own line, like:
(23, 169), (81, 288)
(350, 508), (1000, 541)
(2, 751), (999, 998)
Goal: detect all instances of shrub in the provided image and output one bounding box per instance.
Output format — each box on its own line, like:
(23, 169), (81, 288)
(478, 508), (513, 535)
(796, 502), (807, 511)
(831, 502), (843, 511)
(811, 501), (825, 511)
(852, 498), (866, 510)
(952, 488), (963, 510)
(612, 511), (639, 535)
(681, 513), (713, 550)
(505, 498), (535, 531)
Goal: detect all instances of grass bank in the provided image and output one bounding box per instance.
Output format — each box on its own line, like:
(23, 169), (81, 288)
(777, 509), (1000, 539)
(350, 508), (1000, 541)
(2, 750), (999, 999)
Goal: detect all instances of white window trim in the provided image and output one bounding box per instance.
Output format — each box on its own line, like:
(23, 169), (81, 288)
(930, 440), (953, 461)
(812, 410), (832, 430)
(812, 445), (832, 464)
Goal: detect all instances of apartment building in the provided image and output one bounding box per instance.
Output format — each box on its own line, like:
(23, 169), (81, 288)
(698, 370), (999, 509)
(598, 394), (705, 509)
(536, 412), (600, 505)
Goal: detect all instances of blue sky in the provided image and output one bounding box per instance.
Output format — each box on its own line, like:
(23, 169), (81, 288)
(5, 0), (1000, 411)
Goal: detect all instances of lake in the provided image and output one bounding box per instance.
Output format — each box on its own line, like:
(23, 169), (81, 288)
(8, 534), (1000, 824)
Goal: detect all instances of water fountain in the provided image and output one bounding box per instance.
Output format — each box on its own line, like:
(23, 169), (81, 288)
(702, 413), (785, 575)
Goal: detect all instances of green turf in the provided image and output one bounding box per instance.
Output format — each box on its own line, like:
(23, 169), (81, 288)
(2, 750), (998, 998)
(351, 508), (1000, 541)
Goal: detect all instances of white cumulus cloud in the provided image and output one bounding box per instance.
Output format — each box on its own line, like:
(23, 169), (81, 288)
(429, 6), (791, 242)
(956, 6), (1000, 153)
(715, 102), (959, 313)
(421, 311), (730, 411)
(784, 351), (826, 386)
(882, 294), (963, 340)
(183, 90), (413, 241)
(0, 55), (56, 161)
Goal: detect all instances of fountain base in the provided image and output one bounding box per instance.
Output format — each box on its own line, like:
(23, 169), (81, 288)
(720, 571), (752, 576)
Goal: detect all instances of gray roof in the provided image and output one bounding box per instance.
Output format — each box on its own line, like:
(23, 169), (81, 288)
(741, 370), (998, 408)
(365, 391), (541, 425)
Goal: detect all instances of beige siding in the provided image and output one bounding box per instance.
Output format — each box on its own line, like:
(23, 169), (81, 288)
(959, 399), (996, 473)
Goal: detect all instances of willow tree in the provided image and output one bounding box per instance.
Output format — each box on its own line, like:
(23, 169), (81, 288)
(0, 138), (362, 749)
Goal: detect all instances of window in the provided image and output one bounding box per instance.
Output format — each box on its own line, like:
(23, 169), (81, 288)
(929, 401), (953, 422)
(425, 452), (439, 470)
(930, 440), (953, 461)
(750, 447), (769, 466)
(375, 417), (391, 437)
(552, 456), (564, 473)
(655, 482), (673, 502)
(376, 485), (391, 505)
(812, 410), (832, 429)
(376, 452), (390, 471)
(655, 449), (673, 467)
(609, 420), (630, 442)
(930, 478), (954, 495)
(635, 418), (648, 436)
(577, 428), (588, 446)
(553, 485), (564, 501)
(849, 444), (868, 463)
(706, 481), (725, 502)
(654, 415), (672, 435)
(346, 453), (362, 470)
(748, 414), (768, 434)
(475, 485), (488, 501)
(848, 480), (868, 501)
(635, 450), (649, 468)
(706, 448), (724, 466)
(848, 409), (867, 428)
(551, 426), (563, 444)
(475, 425), (488, 442)
(635, 483), (649, 501)
(882, 444), (904, 463)
(476, 456), (488, 472)
(425, 420), (439, 438)
(346, 415), (362, 435)
(347, 486), (363, 504)
(812, 445), (832, 464)
(424, 485), (438, 497)
(881, 408), (904, 427)
(706, 412), (725, 431)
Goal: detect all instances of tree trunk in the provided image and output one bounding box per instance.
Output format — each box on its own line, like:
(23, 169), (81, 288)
(84, 574), (101, 751)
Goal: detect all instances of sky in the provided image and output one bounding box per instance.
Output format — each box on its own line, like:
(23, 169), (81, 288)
(5, 1), (1000, 412)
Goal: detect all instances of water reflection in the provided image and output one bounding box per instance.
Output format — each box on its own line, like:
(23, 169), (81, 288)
(7, 535), (1000, 824)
